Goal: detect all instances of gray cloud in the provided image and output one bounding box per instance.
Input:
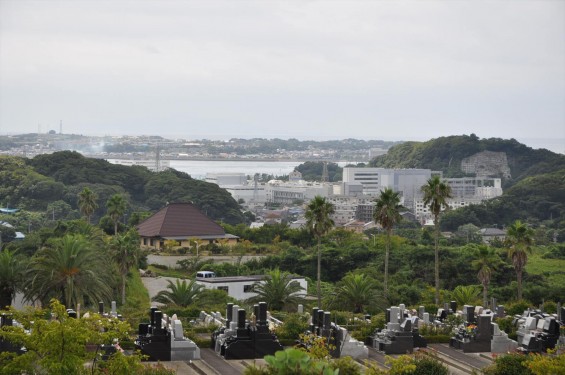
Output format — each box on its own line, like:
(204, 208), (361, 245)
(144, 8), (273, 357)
(1, 0), (563, 151)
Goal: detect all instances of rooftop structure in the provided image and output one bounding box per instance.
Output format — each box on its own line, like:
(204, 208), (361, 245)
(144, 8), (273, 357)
(136, 202), (238, 250)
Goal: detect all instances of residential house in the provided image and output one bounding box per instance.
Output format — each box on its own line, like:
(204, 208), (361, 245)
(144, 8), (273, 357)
(136, 202), (238, 250)
(479, 227), (506, 244)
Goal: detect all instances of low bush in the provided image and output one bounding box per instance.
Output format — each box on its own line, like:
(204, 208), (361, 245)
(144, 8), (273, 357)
(422, 335), (451, 344)
(506, 300), (533, 316)
(482, 353), (533, 375)
(275, 313), (310, 341)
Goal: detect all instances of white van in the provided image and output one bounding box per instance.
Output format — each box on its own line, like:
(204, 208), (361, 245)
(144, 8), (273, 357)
(196, 271), (216, 279)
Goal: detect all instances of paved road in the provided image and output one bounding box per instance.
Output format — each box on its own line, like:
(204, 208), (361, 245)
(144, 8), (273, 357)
(141, 276), (185, 303)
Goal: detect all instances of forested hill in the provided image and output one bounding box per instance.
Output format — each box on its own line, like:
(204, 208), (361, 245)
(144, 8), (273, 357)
(369, 134), (565, 188)
(0, 151), (246, 224)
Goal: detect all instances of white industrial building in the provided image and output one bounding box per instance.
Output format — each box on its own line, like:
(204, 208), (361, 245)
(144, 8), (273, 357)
(194, 274), (307, 301)
(265, 180), (332, 205)
(205, 173), (267, 205)
(341, 167), (503, 224)
(342, 167), (433, 198)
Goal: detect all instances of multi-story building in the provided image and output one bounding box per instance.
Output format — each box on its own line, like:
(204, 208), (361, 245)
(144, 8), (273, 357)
(342, 167), (433, 205)
(342, 167), (503, 223)
(414, 177), (503, 221)
(327, 195), (374, 225)
(265, 180), (332, 205)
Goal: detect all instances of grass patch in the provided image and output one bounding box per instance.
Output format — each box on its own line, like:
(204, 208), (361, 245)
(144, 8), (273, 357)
(121, 268), (151, 328)
(526, 250), (565, 286)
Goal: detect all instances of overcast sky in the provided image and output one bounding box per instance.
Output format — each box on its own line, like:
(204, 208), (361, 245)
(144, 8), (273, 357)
(1, 0), (564, 151)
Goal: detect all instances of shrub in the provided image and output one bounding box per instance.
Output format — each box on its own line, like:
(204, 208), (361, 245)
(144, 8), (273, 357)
(542, 300), (557, 314)
(527, 350), (565, 375)
(422, 335), (451, 343)
(495, 316), (517, 340)
(257, 348), (337, 375)
(276, 313), (309, 341)
(506, 300), (532, 316)
(413, 352), (448, 375)
(331, 356), (361, 375)
(350, 314), (385, 342)
(482, 353), (533, 375)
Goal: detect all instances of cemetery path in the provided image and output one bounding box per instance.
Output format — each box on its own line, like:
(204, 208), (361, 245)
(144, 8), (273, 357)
(367, 347), (390, 369)
(149, 361), (200, 374)
(429, 344), (492, 369)
(200, 348), (243, 374)
(141, 276), (180, 302)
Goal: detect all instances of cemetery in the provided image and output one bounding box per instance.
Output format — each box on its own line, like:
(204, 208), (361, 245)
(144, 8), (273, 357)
(209, 302), (284, 359)
(135, 306), (201, 361)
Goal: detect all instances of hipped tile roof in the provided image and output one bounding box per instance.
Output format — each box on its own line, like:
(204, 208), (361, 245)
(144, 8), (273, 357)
(136, 202), (226, 237)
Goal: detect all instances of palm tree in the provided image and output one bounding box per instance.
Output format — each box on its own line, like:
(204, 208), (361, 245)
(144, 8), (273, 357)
(0, 249), (27, 309)
(24, 234), (113, 308)
(373, 188), (402, 300)
(106, 194), (127, 235)
(506, 220), (534, 300)
(305, 195), (335, 309)
(152, 279), (204, 306)
(247, 269), (305, 311)
(421, 175), (452, 305)
(452, 285), (481, 307)
(472, 245), (498, 307)
(77, 187), (98, 224)
(110, 230), (140, 305)
(329, 273), (379, 313)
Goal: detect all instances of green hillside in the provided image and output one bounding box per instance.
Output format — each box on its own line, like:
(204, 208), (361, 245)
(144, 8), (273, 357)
(0, 151), (247, 225)
(368, 135), (565, 231)
(369, 134), (565, 187)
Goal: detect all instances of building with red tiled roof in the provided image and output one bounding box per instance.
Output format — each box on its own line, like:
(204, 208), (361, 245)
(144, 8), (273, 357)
(136, 202), (238, 250)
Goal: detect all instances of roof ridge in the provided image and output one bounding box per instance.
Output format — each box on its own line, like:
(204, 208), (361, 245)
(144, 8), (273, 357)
(158, 205), (168, 235)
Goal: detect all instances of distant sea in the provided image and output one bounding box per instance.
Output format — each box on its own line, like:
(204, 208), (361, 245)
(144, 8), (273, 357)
(169, 160), (353, 180)
(169, 160), (301, 180)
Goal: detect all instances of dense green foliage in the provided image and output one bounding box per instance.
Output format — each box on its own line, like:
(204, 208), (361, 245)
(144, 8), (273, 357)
(295, 161), (342, 182)
(0, 151), (246, 224)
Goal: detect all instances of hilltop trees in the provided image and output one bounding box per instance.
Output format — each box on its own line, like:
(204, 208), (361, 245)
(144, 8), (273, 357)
(422, 175), (452, 305)
(374, 188), (402, 300)
(305, 196), (335, 308)
(506, 220), (535, 300)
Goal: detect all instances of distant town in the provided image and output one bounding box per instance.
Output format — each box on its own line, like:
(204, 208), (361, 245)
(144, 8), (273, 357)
(0, 132), (394, 162)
